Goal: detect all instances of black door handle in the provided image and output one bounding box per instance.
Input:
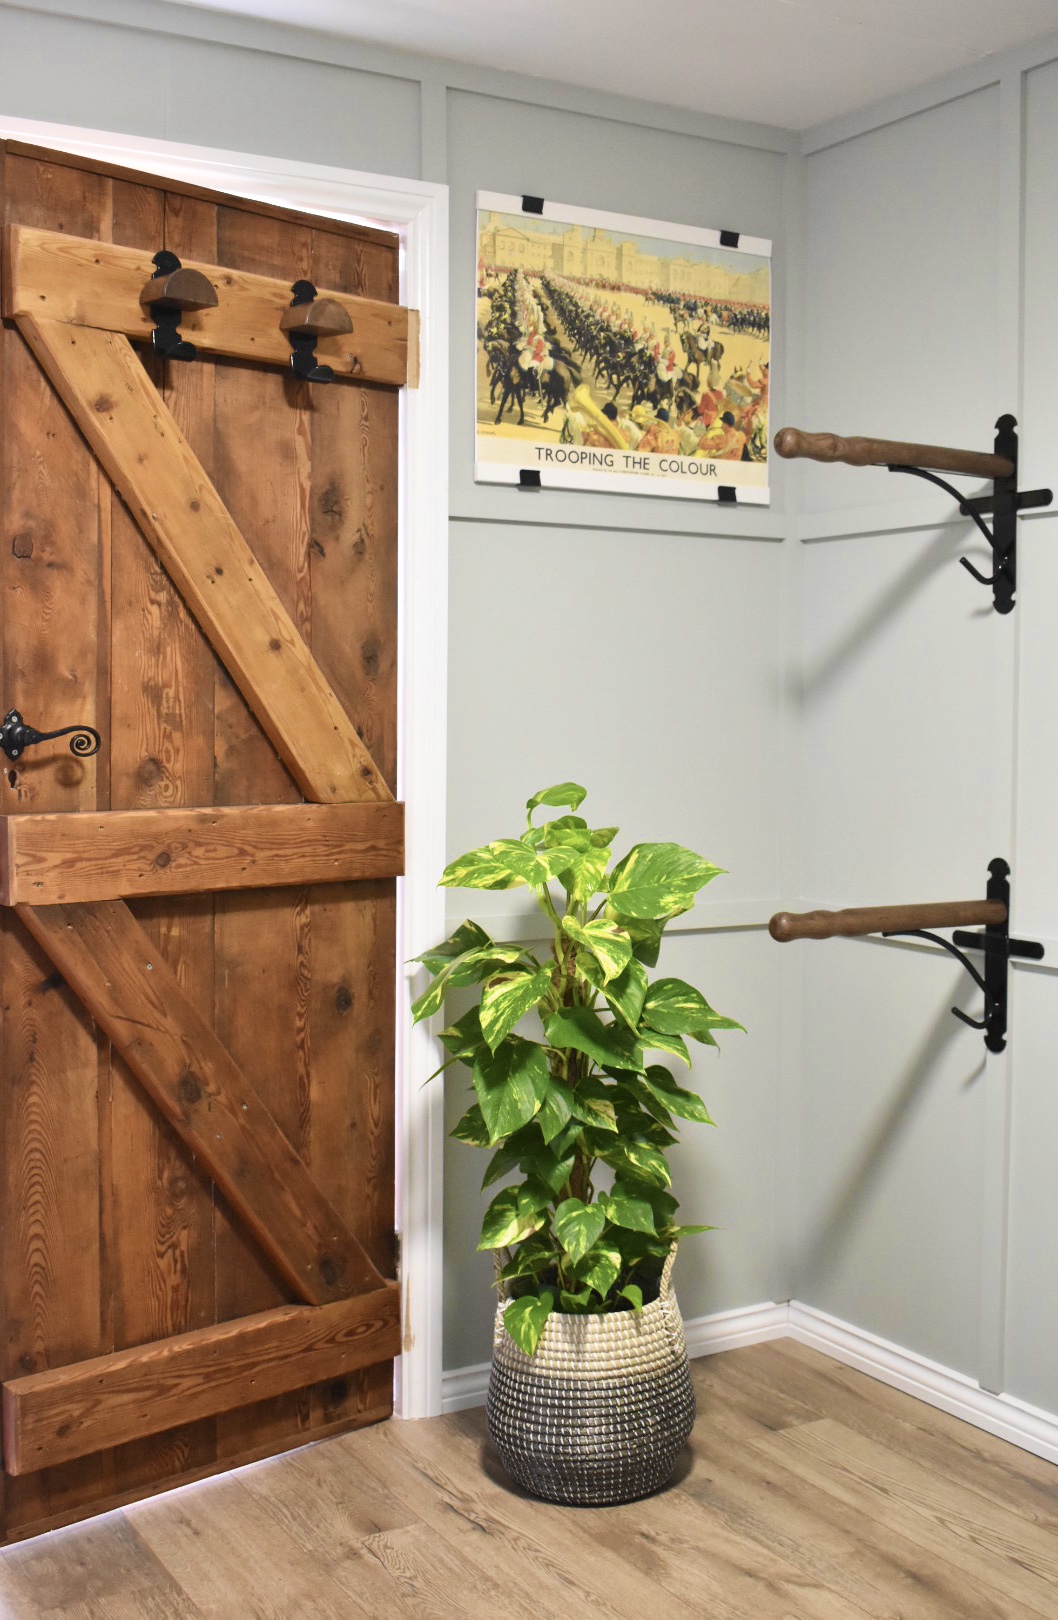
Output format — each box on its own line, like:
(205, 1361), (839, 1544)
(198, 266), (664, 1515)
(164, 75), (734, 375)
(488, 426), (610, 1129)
(0, 709), (101, 762)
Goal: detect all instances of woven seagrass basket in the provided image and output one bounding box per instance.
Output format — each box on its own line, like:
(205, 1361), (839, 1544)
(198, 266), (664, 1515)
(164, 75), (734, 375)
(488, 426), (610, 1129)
(486, 1246), (696, 1506)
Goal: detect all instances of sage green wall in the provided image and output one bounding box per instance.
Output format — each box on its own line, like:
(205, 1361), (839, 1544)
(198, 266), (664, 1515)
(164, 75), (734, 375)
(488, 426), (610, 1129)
(0, 0), (796, 1377)
(796, 46), (1058, 1407)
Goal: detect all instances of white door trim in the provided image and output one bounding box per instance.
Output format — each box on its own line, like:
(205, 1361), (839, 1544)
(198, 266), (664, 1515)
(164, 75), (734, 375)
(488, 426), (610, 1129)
(0, 113), (450, 1420)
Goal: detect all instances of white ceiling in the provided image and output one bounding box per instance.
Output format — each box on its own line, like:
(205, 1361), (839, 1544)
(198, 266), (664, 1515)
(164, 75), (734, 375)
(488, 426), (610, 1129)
(160, 0), (1058, 130)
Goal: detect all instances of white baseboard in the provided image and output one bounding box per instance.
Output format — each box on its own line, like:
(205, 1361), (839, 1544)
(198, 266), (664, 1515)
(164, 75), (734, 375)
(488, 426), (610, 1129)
(442, 1297), (1058, 1468)
(788, 1302), (1058, 1468)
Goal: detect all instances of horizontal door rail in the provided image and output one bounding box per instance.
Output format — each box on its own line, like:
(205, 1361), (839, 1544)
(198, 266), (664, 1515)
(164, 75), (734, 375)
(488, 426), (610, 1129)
(773, 426), (1012, 482)
(769, 899), (1007, 942)
(2, 226), (414, 387)
(2, 1287), (400, 1474)
(0, 801), (404, 905)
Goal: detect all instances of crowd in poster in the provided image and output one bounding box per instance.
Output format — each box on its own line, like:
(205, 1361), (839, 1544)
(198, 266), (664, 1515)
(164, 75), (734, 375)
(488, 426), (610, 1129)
(474, 192), (772, 502)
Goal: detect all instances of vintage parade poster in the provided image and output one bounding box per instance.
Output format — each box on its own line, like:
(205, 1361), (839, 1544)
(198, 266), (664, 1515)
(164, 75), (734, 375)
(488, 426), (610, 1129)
(474, 191), (772, 502)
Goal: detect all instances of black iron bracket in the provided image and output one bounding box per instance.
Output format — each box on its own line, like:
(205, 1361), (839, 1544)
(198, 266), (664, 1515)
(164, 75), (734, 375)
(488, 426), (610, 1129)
(0, 708), (101, 763)
(888, 416), (1052, 614)
(140, 251), (219, 363)
(284, 280), (336, 383)
(884, 858), (1043, 1053)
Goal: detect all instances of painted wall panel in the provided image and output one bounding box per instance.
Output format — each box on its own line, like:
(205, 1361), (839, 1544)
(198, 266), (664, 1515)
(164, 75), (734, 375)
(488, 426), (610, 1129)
(1022, 57), (1058, 498)
(800, 525), (1009, 909)
(802, 87), (1001, 518)
(0, 7), (421, 178)
(1004, 965), (1058, 1413)
(797, 939), (987, 1376)
(447, 518), (784, 914)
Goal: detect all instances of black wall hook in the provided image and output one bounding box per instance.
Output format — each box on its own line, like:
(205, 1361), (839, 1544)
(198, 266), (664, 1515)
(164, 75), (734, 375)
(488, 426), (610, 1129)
(884, 858), (1043, 1053)
(0, 708), (101, 763)
(888, 417), (1052, 615)
(280, 280), (353, 383)
(140, 251), (219, 362)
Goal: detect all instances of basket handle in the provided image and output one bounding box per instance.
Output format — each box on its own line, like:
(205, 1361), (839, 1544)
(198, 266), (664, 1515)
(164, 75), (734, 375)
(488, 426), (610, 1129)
(660, 1242), (679, 1297)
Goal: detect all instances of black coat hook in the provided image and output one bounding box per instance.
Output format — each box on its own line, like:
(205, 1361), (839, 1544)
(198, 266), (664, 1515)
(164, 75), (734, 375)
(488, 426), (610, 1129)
(280, 280), (353, 383)
(140, 251), (218, 362)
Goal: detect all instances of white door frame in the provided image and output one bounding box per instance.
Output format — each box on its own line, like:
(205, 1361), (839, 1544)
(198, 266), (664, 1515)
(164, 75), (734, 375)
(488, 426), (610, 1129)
(0, 114), (449, 1421)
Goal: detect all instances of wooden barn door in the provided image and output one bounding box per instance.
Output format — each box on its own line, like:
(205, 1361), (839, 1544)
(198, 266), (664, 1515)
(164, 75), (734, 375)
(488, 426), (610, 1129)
(0, 142), (407, 1541)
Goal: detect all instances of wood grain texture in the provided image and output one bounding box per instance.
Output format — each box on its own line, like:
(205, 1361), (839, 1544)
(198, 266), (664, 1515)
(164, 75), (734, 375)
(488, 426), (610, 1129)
(5, 1341), (1054, 1616)
(3, 226), (412, 385)
(2, 141), (399, 248)
(769, 898), (1007, 941)
(0, 149), (111, 1539)
(3, 1288), (400, 1474)
(208, 203), (321, 1461)
(14, 316), (392, 805)
(16, 899), (387, 1306)
(102, 170), (220, 1501)
(0, 147), (400, 1539)
(0, 801), (405, 903)
(773, 424), (1013, 480)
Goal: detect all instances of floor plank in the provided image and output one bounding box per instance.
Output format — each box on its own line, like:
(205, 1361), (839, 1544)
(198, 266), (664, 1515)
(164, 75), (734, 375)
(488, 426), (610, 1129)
(0, 1340), (1055, 1619)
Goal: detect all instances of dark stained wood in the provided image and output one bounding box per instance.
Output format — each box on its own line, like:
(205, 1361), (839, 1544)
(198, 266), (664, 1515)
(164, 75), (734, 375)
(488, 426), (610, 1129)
(0, 145), (400, 1539)
(3, 1288), (400, 1474)
(16, 900), (387, 1306)
(307, 222), (399, 1430)
(0, 148), (112, 1537)
(209, 201), (321, 1464)
(4, 226), (412, 385)
(0, 801), (405, 903)
(2, 140), (399, 248)
(16, 316), (392, 805)
(103, 171), (219, 1502)
(769, 898), (1008, 941)
(773, 424), (1013, 480)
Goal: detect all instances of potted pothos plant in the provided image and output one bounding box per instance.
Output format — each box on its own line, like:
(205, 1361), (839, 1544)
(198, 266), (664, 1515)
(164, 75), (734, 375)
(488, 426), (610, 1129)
(411, 783), (742, 1506)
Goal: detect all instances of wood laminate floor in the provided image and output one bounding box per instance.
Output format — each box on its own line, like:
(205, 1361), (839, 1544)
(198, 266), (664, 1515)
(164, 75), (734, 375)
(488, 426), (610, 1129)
(0, 1339), (1056, 1618)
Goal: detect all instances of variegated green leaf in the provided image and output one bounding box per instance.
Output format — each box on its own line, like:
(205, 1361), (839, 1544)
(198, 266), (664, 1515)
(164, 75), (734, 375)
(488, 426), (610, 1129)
(567, 1088), (618, 1132)
(639, 1028), (692, 1068)
(450, 1103), (490, 1146)
(603, 910), (668, 968)
(601, 958), (649, 1032)
(618, 1284), (644, 1313)
(553, 1198), (605, 1264)
(545, 1007), (643, 1073)
(601, 1191), (657, 1235)
(411, 942), (528, 1023)
(576, 1245), (622, 1297)
(536, 1079), (574, 1143)
(413, 918), (493, 975)
(641, 1065), (714, 1125)
(503, 1289), (554, 1354)
(472, 1037), (547, 1143)
(642, 978), (741, 1043)
(600, 1138), (672, 1189)
(479, 967), (553, 1052)
(560, 917), (632, 983)
(438, 1006), (486, 1059)
(478, 1181), (551, 1249)
(608, 843), (724, 919)
(526, 782), (588, 824)
(441, 839), (550, 891)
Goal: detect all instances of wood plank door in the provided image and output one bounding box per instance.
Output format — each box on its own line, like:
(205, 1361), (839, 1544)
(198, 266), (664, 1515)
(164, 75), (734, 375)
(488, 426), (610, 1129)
(0, 142), (407, 1542)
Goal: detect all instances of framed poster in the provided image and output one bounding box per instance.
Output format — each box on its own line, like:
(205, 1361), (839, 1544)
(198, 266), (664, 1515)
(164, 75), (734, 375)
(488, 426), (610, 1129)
(474, 191), (771, 503)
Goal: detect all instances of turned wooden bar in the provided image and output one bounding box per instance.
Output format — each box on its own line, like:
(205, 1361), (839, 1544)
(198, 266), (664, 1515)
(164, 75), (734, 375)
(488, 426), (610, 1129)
(773, 426), (1013, 482)
(769, 899), (1008, 943)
